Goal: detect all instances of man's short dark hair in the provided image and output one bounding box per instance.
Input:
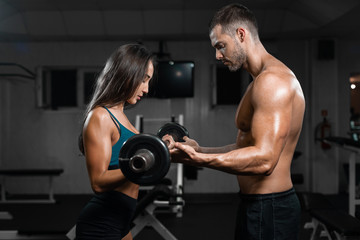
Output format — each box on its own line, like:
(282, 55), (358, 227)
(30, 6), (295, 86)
(209, 3), (259, 38)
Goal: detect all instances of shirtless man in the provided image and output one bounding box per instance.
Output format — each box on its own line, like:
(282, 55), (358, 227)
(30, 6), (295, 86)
(166, 3), (305, 240)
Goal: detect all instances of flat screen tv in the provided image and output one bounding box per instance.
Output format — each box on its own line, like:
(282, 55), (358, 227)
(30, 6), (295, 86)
(149, 61), (194, 98)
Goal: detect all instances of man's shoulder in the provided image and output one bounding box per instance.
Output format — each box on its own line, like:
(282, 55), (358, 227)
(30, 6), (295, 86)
(252, 68), (297, 104)
(256, 63), (296, 87)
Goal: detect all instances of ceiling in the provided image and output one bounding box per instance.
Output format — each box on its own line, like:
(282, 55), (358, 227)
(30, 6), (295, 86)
(0, 0), (359, 42)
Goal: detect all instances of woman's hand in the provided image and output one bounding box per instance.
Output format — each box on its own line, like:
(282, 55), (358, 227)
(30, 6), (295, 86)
(161, 134), (176, 150)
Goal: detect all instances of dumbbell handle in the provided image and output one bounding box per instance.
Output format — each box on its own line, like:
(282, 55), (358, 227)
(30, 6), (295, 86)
(128, 149), (155, 173)
(127, 135), (173, 174)
(119, 134), (170, 186)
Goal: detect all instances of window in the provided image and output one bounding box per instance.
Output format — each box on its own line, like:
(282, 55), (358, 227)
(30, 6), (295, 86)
(36, 66), (100, 110)
(211, 64), (252, 106)
(83, 71), (98, 105)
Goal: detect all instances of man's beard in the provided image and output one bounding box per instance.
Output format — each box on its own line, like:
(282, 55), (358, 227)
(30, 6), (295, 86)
(227, 43), (246, 72)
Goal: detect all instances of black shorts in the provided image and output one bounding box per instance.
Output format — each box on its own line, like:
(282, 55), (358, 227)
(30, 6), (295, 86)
(76, 191), (137, 240)
(235, 188), (301, 240)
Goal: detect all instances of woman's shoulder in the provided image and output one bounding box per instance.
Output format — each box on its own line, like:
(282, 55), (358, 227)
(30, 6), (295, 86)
(85, 107), (111, 128)
(89, 106), (108, 118)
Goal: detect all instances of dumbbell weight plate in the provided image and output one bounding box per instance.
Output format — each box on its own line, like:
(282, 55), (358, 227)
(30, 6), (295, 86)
(119, 134), (170, 186)
(157, 122), (189, 142)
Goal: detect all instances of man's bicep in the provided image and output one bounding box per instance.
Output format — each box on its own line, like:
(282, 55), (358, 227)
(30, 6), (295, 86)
(251, 86), (292, 154)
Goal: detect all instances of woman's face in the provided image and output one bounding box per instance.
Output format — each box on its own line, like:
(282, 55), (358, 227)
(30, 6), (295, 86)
(127, 60), (154, 105)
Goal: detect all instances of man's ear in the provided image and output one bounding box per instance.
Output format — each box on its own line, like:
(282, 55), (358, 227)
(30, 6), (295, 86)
(236, 27), (245, 42)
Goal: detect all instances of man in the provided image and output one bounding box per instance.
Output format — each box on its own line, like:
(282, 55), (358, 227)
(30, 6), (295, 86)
(167, 3), (305, 240)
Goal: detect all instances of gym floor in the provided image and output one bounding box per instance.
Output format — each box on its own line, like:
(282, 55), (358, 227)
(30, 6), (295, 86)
(0, 191), (352, 240)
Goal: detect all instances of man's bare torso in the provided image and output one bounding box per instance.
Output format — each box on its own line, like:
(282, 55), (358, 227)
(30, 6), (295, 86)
(235, 57), (305, 194)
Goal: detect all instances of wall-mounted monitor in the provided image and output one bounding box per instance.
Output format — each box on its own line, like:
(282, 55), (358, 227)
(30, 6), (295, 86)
(149, 61), (194, 98)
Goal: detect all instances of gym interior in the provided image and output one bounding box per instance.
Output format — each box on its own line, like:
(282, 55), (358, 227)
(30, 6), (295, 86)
(0, 0), (360, 239)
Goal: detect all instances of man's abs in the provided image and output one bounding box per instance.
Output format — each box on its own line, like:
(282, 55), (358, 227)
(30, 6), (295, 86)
(236, 157), (293, 194)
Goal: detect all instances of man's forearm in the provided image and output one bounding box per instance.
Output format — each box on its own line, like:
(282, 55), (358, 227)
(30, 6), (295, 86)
(198, 146), (273, 176)
(198, 143), (237, 153)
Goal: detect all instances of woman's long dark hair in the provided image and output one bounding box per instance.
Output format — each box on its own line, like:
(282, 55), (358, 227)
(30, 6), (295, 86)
(79, 43), (155, 154)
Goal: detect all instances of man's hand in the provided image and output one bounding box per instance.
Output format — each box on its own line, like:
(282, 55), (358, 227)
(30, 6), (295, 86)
(170, 142), (206, 167)
(162, 135), (200, 151)
(182, 136), (200, 152)
(162, 135), (205, 166)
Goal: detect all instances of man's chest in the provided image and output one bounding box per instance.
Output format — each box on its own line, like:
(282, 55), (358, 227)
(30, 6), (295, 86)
(235, 87), (253, 132)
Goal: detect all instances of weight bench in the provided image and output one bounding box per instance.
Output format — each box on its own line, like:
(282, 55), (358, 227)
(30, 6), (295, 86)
(131, 184), (184, 240)
(66, 184), (184, 240)
(309, 209), (360, 240)
(0, 169), (64, 204)
(302, 192), (360, 240)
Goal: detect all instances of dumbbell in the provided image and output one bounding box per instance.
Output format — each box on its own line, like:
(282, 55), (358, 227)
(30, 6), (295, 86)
(118, 122), (189, 185)
(157, 122), (189, 143)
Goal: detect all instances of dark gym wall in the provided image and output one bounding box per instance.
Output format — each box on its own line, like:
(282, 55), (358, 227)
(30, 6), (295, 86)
(0, 39), (359, 195)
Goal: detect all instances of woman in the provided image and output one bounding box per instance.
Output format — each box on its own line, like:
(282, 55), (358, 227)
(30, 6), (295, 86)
(76, 43), (155, 240)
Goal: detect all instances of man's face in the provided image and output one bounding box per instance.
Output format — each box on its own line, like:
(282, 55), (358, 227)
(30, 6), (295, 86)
(210, 25), (246, 72)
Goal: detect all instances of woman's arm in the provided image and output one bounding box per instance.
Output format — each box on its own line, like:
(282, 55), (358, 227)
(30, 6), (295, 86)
(83, 108), (128, 193)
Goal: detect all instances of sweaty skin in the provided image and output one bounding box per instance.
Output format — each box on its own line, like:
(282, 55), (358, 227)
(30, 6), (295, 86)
(83, 61), (153, 199)
(169, 24), (305, 194)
